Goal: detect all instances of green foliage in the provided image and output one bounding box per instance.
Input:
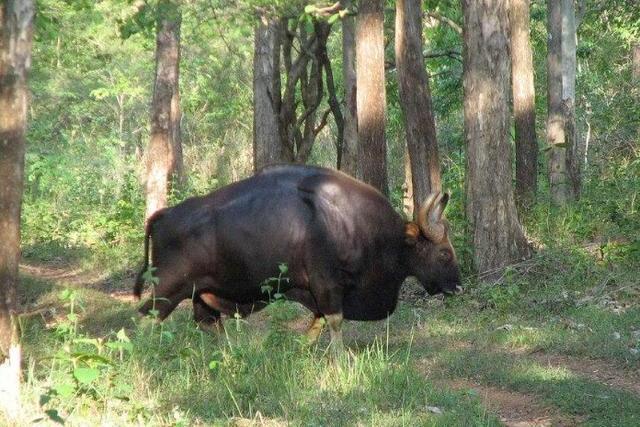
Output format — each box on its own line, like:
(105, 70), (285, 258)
(35, 289), (135, 425)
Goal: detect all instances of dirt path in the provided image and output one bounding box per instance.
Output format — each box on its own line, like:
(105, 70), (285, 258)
(528, 351), (640, 396)
(443, 379), (581, 427)
(20, 261), (137, 302)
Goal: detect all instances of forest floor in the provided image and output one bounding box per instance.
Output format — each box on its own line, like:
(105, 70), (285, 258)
(15, 251), (640, 426)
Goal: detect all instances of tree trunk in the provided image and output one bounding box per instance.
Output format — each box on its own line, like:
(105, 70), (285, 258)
(356, 0), (387, 195)
(253, 13), (282, 172)
(170, 36), (183, 183)
(145, 0), (182, 222)
(0, 1), (34, 420)
(562, 0), (580, 199)
(395, 0), (442, 219)
(510, 0), (538, 208)
(403, 144), (414, 219)
(633, 43), (640, 81)
(341, 0), (358, 177)
(462, 0), (531, 277)
(547, 0), (575, 205)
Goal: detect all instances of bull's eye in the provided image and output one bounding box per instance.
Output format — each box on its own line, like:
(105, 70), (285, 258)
(439, 249), (452, 262)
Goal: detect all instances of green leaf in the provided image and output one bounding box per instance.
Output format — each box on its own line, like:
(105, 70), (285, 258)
(73, 367), (100, 385)
(278, 263), (288, 274)
(304, 5), (317, 14)
(106, 341), (133, 353)
(71, 351), (114, 366)
(45, 409), (65, 425)
(304, 18), (314, 34)
(54, 382), (76, 398)
(328, 13), (340, 25)
(39, 393), (51, 406)
(208, 360), (220, 370)
(116, 328), (130, 342)
(142, 266), (159, 285)
(161, 330), (175, 342)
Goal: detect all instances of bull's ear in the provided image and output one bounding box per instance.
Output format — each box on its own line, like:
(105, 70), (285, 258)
(404, 222), (420, 245)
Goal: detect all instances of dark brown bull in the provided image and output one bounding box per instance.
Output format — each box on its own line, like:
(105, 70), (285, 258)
(134, 165), (461, 349)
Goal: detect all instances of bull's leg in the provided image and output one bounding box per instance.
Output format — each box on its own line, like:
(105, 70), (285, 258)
(138, 268), (191, 321)
(307, 266), (344, 354)
(139, 291), (184, 321)
(193, 294), (222, 331)
(283, 288), (326, 343)
(325, 313), (344, 354)
(306, 315), (325, 343)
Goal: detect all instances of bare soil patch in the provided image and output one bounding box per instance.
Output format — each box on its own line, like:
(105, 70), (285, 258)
(528, 351), (640, 396)
(443, 379), (582, 427)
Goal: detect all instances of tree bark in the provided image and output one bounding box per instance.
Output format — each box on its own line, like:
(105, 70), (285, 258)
(170, 34), (183, 182)
(145, 0), (182, 222)
(403, 144), (414, 219)
(395, 0), (442, 219)
(462, 0), (531, 277)
(356, 0), (387, 195)
(341, 0), (358, 177)
(633, 43), (640, 81)
(547, 0), (576, 205)
(562, 0), (580, 199)
(510, 0), (538, 208)
(0, 0), (34, 420)
(252, 13), (282, 172)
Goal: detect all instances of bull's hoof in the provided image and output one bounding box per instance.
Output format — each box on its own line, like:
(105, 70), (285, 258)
(197, 320), (223, 334)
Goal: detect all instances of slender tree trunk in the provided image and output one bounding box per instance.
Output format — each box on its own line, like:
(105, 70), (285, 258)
(633, 43), (640, 81)
(510, 0), (538, 208)
(547, 0), (577, 205)
(462, 0), (531, 276)
(253, 13), (282, 171)
(403, 144), (414, 219)
(356, 0), (387, 195)
(341, 0), (358, 177)
(170, 38), (183, 182)
(0, 1), (34, 420)
(562, 0), (580, 199)
(145, 0), (182, 222)
(395, 0), (442, 218)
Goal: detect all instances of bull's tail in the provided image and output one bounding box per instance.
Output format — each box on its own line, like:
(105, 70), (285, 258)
(133, 209), (165, 300)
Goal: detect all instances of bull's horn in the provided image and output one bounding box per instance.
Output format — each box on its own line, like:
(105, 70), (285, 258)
(430, 192), (449, 224)
(418, 192), (445, 242)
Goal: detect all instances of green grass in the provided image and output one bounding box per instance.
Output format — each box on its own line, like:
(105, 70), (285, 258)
(13, 196), (640, 425)
(17, 286), (498, 426)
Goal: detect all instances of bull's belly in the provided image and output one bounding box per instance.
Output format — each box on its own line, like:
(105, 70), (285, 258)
(342, 283), (402, 321)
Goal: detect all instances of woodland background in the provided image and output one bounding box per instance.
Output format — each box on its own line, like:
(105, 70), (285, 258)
(0, 0), (638, 425)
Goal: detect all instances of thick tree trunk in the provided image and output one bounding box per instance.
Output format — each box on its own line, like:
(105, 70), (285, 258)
(356, 0), (387, 195)
(510, 0), (538, 208)
(395, 0), (442, 219)
(0, 1), (34, 420)
(145, 0), (182, 222)
(341, 0), (358, 177)
(253, 14), (282, 172)
(462, 0), (531, 276)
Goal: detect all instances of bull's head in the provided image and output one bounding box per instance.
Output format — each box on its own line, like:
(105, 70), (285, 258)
(404, 192), (462, 296)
